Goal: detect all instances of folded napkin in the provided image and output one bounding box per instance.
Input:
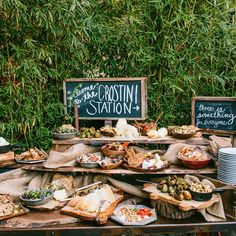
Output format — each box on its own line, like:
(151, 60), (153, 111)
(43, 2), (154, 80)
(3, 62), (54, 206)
(162, 143), (209, 164)
(184, 174), (226, 222)
(43, 143), (98, 169)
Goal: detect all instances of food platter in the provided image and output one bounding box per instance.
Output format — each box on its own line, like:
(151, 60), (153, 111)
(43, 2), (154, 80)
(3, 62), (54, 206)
(99, 158), (123, 170)
(0, 205), (29, 221)
(61, 183), (124, 224)
(111, 205), (157, 226)
(15, 158), (46, 164)
(14, 148), (47, 164)
(0, 194), (30, 221)
(122, 162), (171, 172)
(76, 152), (102, 168)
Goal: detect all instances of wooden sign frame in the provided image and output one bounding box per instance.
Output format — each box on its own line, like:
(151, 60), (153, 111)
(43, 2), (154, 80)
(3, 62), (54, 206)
(63, 77), (147, 120)
(192, 96), (236, 134)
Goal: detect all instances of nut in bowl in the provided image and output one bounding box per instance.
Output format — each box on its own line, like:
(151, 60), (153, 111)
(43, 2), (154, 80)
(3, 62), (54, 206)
(20, 188), (54, 206)
(189, 182), (214, 201)
(189, 181), (234, 201)
(172, 125), (197, 139)
(177, 146), (211, 169)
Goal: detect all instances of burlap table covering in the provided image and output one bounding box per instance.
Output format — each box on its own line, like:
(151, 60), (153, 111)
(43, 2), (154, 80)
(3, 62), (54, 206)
(0, 169), (99, 197)
(43, 143), (98, 169)
(184, 174), (226, 222)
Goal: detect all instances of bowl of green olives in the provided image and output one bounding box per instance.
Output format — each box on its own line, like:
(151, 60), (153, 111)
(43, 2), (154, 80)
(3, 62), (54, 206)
(20, 188), (54, 206)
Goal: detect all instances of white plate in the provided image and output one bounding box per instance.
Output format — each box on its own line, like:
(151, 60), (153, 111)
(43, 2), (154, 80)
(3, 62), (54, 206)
(111, 205), (157, 226)
(219, 148), (236, 155)
(217, 175), (236, 184)
(217, 174), (236, 180)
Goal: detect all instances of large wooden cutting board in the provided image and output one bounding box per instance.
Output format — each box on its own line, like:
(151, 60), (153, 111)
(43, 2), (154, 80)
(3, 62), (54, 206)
(61, 193), (123, 224)
(143, 184), (220, 211)
(0, 210), (79, 228)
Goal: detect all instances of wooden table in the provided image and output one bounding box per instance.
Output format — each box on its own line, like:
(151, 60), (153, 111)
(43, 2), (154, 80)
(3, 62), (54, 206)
(0, 211), (235, 236)
(52, 136), (209, 152)
(22, 164), (217, 175)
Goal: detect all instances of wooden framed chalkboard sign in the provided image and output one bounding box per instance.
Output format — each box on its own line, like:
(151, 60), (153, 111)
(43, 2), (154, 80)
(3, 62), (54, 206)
(63, 77), (147, 120)
(192, 97), (236, 134)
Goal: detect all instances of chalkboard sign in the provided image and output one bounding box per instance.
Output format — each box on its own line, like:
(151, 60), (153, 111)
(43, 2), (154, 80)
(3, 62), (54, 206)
(63, 77), (147, 120)
(192, 97), (236, 134)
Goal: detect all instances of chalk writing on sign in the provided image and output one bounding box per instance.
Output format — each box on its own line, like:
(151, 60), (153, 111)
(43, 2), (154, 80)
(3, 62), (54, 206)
(64, 78), (147, 119)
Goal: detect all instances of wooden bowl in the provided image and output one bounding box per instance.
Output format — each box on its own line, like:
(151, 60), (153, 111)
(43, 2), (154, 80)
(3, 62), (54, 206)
(172, 132), (196, 139)
(177, 156), (211, 169)
(101, 149), (125, 158)
(99, 159), (123, 170)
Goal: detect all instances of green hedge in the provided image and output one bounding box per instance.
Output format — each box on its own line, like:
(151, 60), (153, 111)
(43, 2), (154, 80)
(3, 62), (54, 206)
(0, 0), (235, 149)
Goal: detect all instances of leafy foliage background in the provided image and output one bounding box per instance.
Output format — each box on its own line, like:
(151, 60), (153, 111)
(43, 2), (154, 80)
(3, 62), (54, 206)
(0, 0), (235, 149)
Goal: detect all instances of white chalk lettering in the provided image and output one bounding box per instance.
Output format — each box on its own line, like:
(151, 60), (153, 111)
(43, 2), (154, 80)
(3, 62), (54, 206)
(196, 104), (235, 129)
(85, 101), (134, 115)
(86, 100), (97, 115)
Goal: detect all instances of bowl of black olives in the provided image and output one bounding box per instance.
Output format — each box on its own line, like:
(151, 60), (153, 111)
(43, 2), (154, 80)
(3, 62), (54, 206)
(20, 188), (54, 206)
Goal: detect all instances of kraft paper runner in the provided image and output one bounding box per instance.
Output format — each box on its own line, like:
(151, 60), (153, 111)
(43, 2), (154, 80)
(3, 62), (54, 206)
(43, 143), (98, 169)
(0, 169), (107, 197)
(162, 143), (210, 164)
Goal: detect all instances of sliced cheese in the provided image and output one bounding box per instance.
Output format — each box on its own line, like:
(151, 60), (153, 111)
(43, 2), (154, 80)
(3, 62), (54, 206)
(82, 184), (115, 213)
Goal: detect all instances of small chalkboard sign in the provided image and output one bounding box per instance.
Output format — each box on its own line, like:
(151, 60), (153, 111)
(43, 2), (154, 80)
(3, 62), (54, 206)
(192, 97), (236, 134)
(63, 77), (147, 120)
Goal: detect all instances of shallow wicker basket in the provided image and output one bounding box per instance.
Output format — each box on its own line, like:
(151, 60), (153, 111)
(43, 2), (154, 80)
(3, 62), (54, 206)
(151, 200), (196, 219)
(101, 149), (125, 158)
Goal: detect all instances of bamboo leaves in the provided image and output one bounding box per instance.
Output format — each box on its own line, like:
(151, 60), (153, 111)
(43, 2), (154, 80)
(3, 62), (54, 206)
(0, 0), (235, 148)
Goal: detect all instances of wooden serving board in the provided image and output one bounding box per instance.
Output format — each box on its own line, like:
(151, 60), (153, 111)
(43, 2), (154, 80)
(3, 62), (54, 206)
(0, 206), (29, 221)
(0, 210), (79, 228)
(143, 184), (220, 211)
(61, 193), (124, 225)
(26, 199), (67, 211)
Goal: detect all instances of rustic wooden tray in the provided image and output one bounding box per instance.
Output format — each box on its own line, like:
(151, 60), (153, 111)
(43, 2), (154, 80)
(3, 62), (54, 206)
(0, 205), (29, 221)
(143, 183), (220, 211)
(61, 192), (124, 225)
